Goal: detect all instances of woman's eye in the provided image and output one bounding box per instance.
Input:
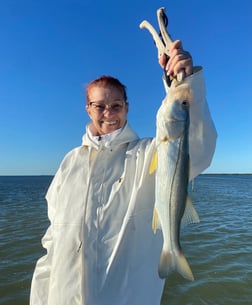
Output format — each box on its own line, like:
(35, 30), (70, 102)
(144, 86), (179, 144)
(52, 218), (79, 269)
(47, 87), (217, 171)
(111, 104), (121, 110)
(96, 104), (105, 110)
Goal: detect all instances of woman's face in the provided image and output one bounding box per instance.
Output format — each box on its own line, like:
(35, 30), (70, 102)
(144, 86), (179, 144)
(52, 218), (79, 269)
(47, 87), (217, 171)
(86, 86), (128, 136)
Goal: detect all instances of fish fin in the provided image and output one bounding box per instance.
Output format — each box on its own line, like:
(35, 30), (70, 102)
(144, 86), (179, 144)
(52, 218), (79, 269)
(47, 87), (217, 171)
(152, 207), (159, 233)
(181, 196), (200, 228)
(149, 151), (158, 174)
(158, 249), (194, 281)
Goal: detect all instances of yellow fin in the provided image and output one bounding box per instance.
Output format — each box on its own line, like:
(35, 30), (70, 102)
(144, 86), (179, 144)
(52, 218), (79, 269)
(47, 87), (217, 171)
(149, 151), (158, 174)
(152, 207), (159, 234)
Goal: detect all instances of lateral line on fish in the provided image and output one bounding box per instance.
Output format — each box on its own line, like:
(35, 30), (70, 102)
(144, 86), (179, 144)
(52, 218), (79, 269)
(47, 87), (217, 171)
(168, 138), (182, 251)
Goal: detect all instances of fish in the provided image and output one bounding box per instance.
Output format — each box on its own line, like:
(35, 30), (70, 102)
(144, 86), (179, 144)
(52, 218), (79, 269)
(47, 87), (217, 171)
(150, 82), (200, 281)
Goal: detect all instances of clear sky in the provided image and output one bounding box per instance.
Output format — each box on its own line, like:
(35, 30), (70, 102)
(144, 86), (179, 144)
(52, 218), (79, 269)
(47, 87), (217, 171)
(1, 0), (251, 175)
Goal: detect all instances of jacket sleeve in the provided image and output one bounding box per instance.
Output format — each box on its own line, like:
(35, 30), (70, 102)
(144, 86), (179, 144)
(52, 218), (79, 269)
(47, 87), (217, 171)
(164, 67), (217, 180)
(30, 168), (62, 305)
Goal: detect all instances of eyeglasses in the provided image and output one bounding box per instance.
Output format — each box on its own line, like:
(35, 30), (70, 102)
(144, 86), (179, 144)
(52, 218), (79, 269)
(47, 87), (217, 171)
(88, 101), (126, 113)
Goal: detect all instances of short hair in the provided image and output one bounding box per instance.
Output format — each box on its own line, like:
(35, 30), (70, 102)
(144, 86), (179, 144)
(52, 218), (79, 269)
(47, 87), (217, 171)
(86, 75), (127, 103)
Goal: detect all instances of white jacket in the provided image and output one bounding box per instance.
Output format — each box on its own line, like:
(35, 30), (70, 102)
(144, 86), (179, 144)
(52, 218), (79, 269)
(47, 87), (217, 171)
(30, 69), (217, 305)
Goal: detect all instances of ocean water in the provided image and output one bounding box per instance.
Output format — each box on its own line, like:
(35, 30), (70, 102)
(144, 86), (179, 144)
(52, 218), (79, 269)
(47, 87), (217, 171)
(0, 174), (251, 305)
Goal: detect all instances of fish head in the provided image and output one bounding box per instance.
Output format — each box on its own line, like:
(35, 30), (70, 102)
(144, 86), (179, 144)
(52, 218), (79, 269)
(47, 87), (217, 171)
(157, 83), (192, 142)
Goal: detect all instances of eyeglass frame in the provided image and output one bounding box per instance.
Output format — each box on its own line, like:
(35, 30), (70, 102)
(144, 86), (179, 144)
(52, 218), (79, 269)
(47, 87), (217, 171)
(87, 100), (127, 113)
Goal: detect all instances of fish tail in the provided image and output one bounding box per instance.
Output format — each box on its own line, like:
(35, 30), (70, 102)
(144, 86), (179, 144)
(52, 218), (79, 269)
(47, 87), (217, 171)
(158, 249), (194, 281)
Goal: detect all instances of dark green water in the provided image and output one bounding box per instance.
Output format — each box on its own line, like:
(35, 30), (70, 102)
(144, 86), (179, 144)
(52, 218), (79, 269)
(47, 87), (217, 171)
(0, 175), (251, 305)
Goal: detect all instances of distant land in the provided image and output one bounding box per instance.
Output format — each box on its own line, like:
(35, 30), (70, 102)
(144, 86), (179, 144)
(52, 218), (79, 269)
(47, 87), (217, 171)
(0, 173), (252, 177)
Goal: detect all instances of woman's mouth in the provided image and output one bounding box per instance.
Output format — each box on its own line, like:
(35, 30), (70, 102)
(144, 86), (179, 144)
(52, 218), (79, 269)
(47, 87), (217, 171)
(101, 120), (117, 126)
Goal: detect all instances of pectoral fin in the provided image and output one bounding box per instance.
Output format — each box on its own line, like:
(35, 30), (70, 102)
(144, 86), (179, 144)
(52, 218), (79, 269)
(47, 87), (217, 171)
(149, 151), (158, 174)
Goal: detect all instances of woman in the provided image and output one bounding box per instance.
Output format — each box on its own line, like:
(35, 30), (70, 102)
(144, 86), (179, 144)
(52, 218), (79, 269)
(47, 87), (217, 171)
(30, 40), (217, 305)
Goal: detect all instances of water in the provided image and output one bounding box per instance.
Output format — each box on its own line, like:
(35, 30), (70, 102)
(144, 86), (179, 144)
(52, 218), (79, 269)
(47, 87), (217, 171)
(0, 175), (251, 305)
(0, 176), (52, 305)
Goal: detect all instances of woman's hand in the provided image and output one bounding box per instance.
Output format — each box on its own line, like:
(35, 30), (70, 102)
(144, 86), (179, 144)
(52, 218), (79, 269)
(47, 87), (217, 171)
(159, 40), (193, 79)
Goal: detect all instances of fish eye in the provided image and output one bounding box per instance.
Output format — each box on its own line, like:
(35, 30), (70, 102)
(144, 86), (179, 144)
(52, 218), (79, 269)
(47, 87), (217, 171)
(181, 100), (189, 109)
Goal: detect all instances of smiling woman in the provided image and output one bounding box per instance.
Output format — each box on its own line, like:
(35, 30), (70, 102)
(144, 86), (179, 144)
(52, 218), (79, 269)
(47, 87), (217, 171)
(85, 76), (129, 136)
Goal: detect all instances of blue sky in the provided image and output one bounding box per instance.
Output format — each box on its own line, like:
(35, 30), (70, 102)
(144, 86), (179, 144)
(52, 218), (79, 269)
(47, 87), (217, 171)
(1, 0), (251, 175)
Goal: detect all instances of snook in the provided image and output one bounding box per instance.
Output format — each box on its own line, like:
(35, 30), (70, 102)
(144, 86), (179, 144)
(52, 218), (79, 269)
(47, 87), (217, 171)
(150, 83), (199, 281)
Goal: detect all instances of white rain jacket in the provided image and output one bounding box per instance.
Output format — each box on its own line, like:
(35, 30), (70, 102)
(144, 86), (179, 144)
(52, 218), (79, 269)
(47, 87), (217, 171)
(30, 69), (217, 305)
